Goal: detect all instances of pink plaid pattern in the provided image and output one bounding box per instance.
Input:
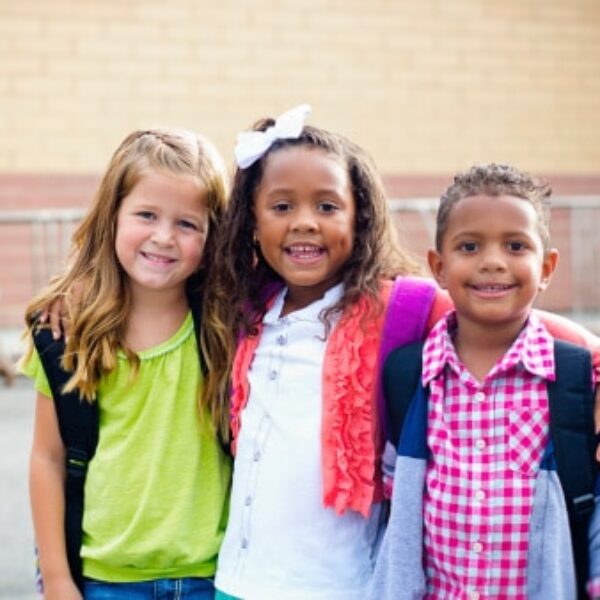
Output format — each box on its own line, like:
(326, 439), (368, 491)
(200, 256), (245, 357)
(422, 312), (554, 599)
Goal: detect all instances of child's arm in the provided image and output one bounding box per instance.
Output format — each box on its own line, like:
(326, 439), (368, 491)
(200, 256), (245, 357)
(30, 392), (82, 600)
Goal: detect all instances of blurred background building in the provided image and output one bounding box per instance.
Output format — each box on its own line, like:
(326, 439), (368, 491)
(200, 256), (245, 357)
(1, 0), (599, 356)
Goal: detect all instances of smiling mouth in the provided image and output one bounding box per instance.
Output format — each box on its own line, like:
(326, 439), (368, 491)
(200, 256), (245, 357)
(285, 244), (324, 261)
(141, 251), (176, 265)
(470, 283), (516, 295)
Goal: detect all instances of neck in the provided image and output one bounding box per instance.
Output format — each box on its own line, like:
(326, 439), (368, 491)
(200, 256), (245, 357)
(453, 315), (527, 382)
(126, 287), (189, 352)
(281, 281), (339, 317)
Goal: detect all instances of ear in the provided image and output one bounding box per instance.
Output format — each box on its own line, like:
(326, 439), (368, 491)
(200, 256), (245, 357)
(538, 248), (559, 292)
(427, 248), (447, 289)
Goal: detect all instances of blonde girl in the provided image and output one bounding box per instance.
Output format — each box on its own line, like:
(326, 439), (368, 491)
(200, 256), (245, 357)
(23, 129), (231, 600)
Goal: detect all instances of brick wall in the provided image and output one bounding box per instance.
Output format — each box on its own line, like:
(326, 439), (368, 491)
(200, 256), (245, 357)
(1, 173), (599, 330)
(0, 1), (599, 174)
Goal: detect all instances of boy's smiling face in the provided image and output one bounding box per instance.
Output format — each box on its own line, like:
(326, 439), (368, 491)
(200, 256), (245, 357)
(428, 194), (558, 333)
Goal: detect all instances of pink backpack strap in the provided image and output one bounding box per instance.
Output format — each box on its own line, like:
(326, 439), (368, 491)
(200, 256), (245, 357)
(376, 276), (437, 444)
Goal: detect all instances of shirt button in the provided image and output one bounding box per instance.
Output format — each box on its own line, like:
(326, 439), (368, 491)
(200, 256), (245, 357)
(474, 391), (485, 402)
(253, 451), (261, 462)
(241, 538), (248, 549)
(245, 496), (252, 506)
(472, 541), (483, 553)
(276, 334), (287, 346)
(475, 439), (486, 450)
(268, 370), (278, 380)
(474, 489), (486, 501)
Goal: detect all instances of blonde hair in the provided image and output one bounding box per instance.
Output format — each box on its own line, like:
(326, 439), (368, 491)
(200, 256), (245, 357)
(24, 129), (232, 436)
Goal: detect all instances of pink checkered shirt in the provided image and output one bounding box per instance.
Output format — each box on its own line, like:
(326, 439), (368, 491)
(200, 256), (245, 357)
(422, 311), (553, 599)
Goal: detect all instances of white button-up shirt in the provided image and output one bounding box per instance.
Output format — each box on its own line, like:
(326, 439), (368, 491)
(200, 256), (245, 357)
(216, 284), (381, 600)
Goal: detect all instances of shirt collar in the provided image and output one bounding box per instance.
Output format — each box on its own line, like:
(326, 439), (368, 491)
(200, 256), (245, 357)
(263, 282), (345, 326)
(422, 310), (555, 385)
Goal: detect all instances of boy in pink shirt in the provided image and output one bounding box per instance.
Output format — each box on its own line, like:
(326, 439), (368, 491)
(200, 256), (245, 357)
(371, 164), (600, 599)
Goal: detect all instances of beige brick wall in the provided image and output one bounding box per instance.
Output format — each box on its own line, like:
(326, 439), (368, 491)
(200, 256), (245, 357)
(0, 0), (599, 176)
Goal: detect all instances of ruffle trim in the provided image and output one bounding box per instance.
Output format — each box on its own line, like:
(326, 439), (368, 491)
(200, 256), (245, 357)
(322, 284), (391, 516)
(230, 328), (261, 455)
(230, 283), (391, 517)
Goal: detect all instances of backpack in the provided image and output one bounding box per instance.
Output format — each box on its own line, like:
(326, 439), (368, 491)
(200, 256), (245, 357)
(30, 295), (205, 592)
(383, 338), (598, 599)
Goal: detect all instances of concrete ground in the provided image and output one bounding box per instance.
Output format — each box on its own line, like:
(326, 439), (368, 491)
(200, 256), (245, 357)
(0, 376), (40, 599)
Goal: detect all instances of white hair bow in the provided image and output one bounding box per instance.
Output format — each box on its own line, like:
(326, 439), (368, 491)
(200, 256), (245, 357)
(234, 104), (312, 169)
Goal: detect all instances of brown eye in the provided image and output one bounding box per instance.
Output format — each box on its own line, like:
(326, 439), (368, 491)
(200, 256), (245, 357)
(318, 202), (338, 213)
(507, 241), (526, 252)
(272, 201), (292, 213)
(459, 241), (477, 252)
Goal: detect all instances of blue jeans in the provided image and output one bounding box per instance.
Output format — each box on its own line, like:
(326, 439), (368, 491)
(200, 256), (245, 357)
(84, 577), (215, 599)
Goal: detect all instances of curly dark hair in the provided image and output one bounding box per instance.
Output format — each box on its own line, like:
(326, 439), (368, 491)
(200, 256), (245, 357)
(204, 117), (424, 427)
(436, 163), (552, 251)
(212, 118), (422, 339)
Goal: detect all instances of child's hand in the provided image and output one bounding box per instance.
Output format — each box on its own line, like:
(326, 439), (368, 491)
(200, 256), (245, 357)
(42, 575), (82, 600)
(39, 297), (68, 340)
(38, 280), (84, 340)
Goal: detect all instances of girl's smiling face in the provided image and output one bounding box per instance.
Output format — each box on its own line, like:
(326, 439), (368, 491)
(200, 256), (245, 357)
(253, 147), (356, 313)
(115, 169), (209, 300)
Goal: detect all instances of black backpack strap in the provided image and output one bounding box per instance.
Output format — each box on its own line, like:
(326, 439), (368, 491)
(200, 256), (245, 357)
(383, 341), (426, 448)
(548, 339), (597, 599)
(32, 326), (98, 593)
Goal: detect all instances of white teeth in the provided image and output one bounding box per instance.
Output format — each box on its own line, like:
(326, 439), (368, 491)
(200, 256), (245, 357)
(477, 284), (510, 291)
(287, 244), (322, 257)
(289, 245), (320, 252)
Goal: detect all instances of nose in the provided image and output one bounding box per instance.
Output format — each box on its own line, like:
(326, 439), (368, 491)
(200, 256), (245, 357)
(150, 221), (175, 246)
(290, 205), (317, 233)
(479, 246), (506, 272)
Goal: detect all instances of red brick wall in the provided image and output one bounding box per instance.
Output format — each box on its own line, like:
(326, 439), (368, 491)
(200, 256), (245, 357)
(1, 173), (598, 330)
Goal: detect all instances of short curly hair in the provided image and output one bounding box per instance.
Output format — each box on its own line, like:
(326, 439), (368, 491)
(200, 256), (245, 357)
(436, 163), (552, 251)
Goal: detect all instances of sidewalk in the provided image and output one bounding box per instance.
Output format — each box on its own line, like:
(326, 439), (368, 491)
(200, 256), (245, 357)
(0, 376), (40, 599)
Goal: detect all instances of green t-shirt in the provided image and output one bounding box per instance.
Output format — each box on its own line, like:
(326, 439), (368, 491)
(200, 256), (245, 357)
(23, 312), (232, 582)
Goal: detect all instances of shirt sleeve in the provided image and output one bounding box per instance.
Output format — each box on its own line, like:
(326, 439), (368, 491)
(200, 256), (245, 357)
(18, 347), (53, 398)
